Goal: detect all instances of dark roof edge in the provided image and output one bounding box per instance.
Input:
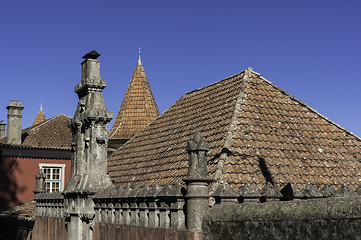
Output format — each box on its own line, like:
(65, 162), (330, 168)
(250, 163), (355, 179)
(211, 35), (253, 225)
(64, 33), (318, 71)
(0, 143), (71, 151)
(251, 69), (361, 142)
(210, 68), (251, 193)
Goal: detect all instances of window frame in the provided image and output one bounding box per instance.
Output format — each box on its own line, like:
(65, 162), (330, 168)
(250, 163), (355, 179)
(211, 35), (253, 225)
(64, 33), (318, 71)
(39, 163), (66, 192)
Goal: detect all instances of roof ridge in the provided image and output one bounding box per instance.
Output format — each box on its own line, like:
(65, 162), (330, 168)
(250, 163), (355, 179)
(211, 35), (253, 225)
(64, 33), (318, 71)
(210, 68), (252, 193)
(249, 69), (361, 142)
(185, 69), (248, 96)
(26, 114), (69, 133)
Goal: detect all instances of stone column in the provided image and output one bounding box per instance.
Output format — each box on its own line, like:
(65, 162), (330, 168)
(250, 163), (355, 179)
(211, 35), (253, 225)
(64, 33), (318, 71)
(33, 170), (46, 217)
(33, 170), (46, 195)
(0, 120), (6, 138)
(6, 100), (23, 145)
(183, 132), (212, 233)
(63, 51), (113, 240)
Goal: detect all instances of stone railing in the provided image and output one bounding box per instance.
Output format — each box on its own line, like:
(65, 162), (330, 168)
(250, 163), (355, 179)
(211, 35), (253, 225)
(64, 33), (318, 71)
(93, 183), (186, 230)
(34, 191), (64, 218)
(212, 181), (361, 205)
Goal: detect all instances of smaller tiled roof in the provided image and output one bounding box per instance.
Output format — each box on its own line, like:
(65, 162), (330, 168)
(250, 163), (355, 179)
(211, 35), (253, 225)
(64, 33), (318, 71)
(32, 102), (46, 125)
(109, 52), (159, 139)
(0, 114), (72, 149)
(0, 201), (35, 217)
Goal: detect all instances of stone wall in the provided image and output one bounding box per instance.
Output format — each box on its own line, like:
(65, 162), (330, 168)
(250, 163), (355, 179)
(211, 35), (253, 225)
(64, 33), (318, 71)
(93, 223), (200, 240)
(203, 196), (361, 240)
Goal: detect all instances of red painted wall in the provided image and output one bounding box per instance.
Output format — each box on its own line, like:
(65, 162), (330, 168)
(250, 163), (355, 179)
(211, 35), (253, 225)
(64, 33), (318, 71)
(0, 156), (71, 209)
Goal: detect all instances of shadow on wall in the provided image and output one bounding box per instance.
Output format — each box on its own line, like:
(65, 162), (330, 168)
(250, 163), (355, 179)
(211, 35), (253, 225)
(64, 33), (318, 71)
(0, 153), (25, 210)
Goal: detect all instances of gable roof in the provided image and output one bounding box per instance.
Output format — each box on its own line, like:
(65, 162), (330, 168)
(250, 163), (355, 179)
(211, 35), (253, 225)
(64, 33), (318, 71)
(108, 56), (159, 140)
(108, 68), (361, 191)
(0, 114), (72, 149)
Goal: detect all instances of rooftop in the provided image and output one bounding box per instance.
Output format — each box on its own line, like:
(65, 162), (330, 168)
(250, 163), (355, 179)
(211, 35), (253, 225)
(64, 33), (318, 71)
(0, 114), (72, 149)
(108, 68), (361, 191)
(108, 50), (159, 140)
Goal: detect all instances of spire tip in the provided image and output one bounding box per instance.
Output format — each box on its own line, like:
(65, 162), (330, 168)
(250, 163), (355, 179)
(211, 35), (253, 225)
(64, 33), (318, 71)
(138, 48), (142, 65)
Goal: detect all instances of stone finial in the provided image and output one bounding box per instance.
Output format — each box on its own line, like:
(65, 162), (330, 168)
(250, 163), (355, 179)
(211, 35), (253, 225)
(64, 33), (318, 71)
(185, 132), (210, 179)
(212, 182), (238, 204)
(158, 183), (173, 197)
(260, 182), (282, 202)
(301, 183), (323, 199)
(238, 183), (261, 202)
(170, 183), (186, 197)
(138, 48), (142, 65)
(146, 185), (162, 198)
(183, 132), (212, 233)
(320, 184), (336, 198)
(34, 170), (46, 194)
(356, 185), (361, 196)
(6, 100), (24, 145)
(137, 186), (151, 198)
(0, 120), (6, 138)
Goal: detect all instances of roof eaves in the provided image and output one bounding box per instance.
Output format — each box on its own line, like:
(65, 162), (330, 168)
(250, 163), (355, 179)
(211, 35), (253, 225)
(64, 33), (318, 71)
(0, 142), (71, 151)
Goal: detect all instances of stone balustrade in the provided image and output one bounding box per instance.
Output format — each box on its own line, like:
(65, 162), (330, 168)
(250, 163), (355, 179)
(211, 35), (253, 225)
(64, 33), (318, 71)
(93, 183), (186, 230)
(34, 191), (64, 218)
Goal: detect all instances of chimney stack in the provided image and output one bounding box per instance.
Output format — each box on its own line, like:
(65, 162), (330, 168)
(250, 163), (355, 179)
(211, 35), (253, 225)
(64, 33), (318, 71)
(0, 120), (5, 138)
(6, 100), (24, 145)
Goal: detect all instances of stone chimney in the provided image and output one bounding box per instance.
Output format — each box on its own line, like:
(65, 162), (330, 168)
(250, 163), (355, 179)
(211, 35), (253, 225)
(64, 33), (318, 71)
(63, 50), (113, 240)
(6, 100), (24, 145)
(0, 120), (6, 138)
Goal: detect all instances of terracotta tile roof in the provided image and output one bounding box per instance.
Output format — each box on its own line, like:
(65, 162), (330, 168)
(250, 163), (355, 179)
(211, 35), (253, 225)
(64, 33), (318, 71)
(0, 114), (72, 149)
(32, 101), (46, 125)
(108, 68), (361, 192)
(108, 60), (159, 140)
(33, 110), (46, 126)
(0, 201), (35, 217)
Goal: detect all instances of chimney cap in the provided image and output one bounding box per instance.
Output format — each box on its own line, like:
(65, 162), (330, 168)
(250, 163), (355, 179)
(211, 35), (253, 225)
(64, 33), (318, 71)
(82, 50), (100, 59)
(7, 100), (24, 109)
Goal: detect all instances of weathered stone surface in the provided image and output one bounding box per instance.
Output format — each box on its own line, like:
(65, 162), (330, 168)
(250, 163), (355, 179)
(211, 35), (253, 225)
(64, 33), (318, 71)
(33, 170), (46, 195)
(320, 184), (336, 197)
(146, 185), (161, 198)
(301, 183), (323, 199)
(6, 100), (24, 145)
(260, 182), (282, 201)
(238, 183), (261, 202)
(183, 132), (212, 233)
(335, 184), (357, 197)
(203, 197), (361, 240)
(0, 120), (6, 138)
(185, 132), (210, 179)
(212, 182), (238, 204)
(62, 51), (114, 240)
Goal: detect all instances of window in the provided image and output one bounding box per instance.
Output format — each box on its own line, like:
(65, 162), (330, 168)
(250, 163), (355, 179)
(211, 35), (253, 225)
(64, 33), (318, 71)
(39, 163), (65, 193)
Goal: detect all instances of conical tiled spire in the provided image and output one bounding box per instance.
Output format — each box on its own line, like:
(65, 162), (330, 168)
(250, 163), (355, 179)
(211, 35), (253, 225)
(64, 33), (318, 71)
(109, 50), (159, 139)
(33, 100), (46, 125)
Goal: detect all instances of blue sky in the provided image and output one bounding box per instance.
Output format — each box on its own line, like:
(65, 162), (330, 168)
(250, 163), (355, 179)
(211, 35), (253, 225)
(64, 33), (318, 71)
(1, 1), (361, 136)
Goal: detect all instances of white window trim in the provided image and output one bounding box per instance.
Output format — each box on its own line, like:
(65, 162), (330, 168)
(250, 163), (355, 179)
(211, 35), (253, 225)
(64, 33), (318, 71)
(39, 163), (66, 191)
